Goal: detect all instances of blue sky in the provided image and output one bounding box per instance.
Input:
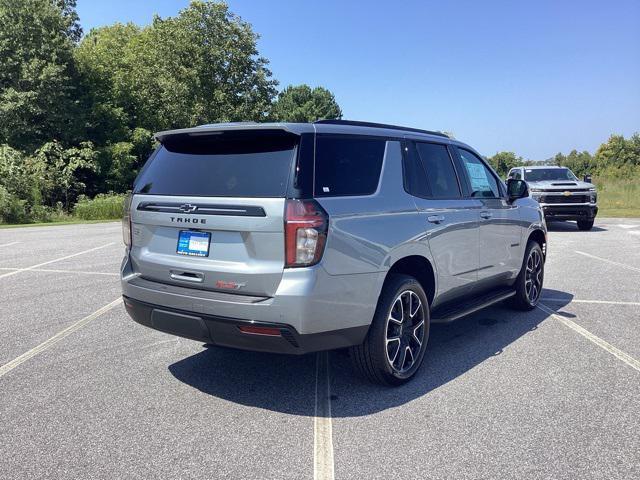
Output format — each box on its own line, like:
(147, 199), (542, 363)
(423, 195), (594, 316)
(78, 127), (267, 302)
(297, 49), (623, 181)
(77, 0), (640, 159)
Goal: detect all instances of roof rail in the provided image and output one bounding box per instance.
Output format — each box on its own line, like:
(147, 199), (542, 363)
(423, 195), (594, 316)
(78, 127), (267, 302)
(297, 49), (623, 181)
(314, 119), (449, 138)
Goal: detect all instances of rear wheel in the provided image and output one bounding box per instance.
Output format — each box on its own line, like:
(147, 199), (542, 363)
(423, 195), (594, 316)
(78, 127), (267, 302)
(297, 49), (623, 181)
(577, 219), (594, 231)
(509, 241), (544, 311)
(350, 274), (430, 386)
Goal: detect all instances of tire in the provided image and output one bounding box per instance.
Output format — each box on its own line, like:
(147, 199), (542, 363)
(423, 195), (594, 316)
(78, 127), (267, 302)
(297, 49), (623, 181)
(350, 274), (430, 386)
(577, 219), (594, 231)
(509, 241), (545, 311)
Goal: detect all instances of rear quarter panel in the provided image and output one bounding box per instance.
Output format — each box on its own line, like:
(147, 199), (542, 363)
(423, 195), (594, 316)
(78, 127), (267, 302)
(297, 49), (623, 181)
(315, 140), (435, 302)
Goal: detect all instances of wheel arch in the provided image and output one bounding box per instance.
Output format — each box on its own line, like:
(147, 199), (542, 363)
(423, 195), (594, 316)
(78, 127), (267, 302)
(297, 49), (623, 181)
(383, 255), (436, 306)
(527, 228), (547, 258)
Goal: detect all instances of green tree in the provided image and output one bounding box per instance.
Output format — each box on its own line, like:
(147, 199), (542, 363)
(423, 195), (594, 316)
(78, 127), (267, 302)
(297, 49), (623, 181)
(487, 151), (523, 177)
(31, 141), (97, 209)
(594, 134), (640, 167)
(0, 0), (85, 151)
(271, 84), (342, 122)
(112, 1), (277, 130)
(562, 149), (594, 177)
(75, 23), (141, 145)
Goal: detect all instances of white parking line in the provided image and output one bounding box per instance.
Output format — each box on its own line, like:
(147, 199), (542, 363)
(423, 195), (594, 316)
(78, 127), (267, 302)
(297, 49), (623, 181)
(0, 267), (118, 277)
(0, 298), (122, 378)
(542, 298), (640, 306)
(314, 351), (334, 480)
(0, 242), (115, 279)
(0, 241), (19, 248)
(575, 250), (640, 273)
(538, 303), (640, 373)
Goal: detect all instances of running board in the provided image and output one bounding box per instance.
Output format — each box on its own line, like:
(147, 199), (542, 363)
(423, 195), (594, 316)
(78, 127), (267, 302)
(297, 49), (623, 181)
(431, 289), (516, 324)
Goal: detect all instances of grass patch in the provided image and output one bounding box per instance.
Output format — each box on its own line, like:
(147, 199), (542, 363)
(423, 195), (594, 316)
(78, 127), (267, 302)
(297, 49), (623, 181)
(0, 219), (118, 229)
(74, 193), (126, 220)
(595, 178), (640, 218)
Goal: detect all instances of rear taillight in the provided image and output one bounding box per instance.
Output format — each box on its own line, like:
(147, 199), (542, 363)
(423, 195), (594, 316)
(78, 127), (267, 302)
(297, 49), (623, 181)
(122, 193), (133, 248)
(284, 199), (328, 267)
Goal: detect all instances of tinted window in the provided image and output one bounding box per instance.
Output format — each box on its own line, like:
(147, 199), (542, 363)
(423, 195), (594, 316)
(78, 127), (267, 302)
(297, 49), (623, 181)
(512, 169), (522, 180)
(458, 149), (500, 198)
(403, 142), (430, 198)
(134, 132), (296, 197)
(415, 143), (461, 198)
(314, 136), (386, 197)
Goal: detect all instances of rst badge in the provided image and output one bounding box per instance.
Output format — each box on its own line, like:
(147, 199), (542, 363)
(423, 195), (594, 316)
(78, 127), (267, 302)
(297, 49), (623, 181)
(215, 280), (247, 290)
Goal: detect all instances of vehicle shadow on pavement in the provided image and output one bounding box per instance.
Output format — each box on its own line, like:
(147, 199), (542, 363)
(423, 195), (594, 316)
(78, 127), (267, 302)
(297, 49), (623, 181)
(168, 288), (571, 417)
(546, 221), (606, 232)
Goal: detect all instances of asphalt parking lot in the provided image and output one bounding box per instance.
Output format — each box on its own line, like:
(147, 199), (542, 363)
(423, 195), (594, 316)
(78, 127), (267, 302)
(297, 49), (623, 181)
(1, 219), (639, 479)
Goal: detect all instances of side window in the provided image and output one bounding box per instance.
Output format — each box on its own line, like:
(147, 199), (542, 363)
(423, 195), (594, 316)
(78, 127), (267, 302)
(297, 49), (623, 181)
(415, 142), (461, 198)
(314, 135), (386, 197)
(402, 142), (431, 198)
(513, 169), (522, 180)
(458, 149), (500, 198)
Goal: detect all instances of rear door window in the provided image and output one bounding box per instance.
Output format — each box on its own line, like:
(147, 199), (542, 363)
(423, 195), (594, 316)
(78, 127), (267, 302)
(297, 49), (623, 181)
(134, 131), (297, 197)
(402, 141), (431, 198)
(314, 135), (386, 197)
(415, 142), (461, 198)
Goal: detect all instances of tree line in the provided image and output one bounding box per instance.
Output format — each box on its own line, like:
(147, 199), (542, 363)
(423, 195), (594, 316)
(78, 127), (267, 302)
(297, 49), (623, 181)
(1, 1), (637, 224)
(487, 133), (640, 180)
(0, 0), (341, 223)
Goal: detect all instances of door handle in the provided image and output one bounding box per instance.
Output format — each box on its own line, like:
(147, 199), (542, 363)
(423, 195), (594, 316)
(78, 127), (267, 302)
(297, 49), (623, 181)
(170, 270), (204, 283)
(427, 215), (445, 224)
(480, 211), (493, 219)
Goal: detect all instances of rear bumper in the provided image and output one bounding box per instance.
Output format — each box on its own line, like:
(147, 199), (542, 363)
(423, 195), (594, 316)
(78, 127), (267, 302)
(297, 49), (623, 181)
(123, 296), (368, 354)
(120, 254), (380, 352)
(541, 204), (598, 221)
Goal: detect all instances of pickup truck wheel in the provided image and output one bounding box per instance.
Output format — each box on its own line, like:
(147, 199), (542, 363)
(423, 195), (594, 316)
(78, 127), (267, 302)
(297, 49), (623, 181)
(350, 274), (430, 386)
(577, 219), (594, 231)
(509, 241), (544, 311)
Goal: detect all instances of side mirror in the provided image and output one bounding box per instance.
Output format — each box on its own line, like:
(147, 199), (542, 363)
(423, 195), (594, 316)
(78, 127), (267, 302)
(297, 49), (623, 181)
(507, 178), (528, 202)
(583, 174), (592, 183)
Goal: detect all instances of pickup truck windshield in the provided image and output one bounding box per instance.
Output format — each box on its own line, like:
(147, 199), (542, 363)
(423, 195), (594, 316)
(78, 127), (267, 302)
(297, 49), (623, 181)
(524, 168), (578, 182)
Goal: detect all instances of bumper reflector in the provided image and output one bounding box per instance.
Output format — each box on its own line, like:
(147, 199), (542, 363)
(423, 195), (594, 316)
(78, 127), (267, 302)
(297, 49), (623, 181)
(238, 326), (282, 337)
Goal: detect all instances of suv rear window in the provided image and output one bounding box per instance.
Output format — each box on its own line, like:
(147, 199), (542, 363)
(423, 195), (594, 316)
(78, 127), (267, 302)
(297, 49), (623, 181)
(314, 135), (386, 197)
(134, 131), (297, 197)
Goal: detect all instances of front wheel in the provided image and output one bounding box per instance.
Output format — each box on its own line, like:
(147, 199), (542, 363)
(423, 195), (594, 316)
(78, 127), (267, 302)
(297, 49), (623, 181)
(577, 219), (594, 231)
(509, 241), (545, 311)
(350, 274), (430, 386)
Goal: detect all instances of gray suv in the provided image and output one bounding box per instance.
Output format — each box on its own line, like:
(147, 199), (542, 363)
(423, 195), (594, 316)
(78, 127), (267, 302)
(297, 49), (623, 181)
(507, 165), (598, 230)
(121, 120), (547, 385)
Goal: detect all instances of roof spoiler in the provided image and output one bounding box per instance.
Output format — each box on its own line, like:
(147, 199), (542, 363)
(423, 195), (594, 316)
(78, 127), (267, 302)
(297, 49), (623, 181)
(154, 122), (306, 143)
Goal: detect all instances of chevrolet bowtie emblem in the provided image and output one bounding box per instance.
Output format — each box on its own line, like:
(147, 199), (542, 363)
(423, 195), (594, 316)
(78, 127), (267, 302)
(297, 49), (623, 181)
(563, 191), (571, 196)
(179, 204), (198, 213)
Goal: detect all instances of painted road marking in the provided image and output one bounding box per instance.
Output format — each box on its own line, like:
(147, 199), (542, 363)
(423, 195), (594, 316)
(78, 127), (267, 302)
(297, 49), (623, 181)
(538, 303), (640, 373)
(0, 241), (19, 248)
(314, 351), (334, 480)
(0, 298), (122, 378)
(575, 250), (640, 273)
(542, 298), (640, 307)
(0, 243), (115, 279)
(0, 267), (118, 277)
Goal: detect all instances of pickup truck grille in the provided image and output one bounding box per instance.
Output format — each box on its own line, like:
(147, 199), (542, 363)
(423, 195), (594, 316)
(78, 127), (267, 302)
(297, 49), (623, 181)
(540, 194), (588, 204)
